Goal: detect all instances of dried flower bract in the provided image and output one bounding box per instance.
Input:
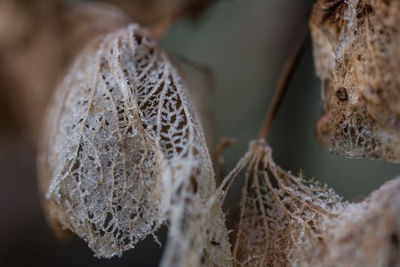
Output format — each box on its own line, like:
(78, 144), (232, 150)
(220, 140), (342, 266)
(311, 0), (400, 162)
(225, 139), (400, 266)
(37, 24), (231, 265)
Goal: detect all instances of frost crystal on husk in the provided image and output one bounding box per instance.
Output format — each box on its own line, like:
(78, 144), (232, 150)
(310, 0), (400, 162)
(37, 24), (231, 265)
(226, 140), (343, 266)
(226, 140), (400, 266)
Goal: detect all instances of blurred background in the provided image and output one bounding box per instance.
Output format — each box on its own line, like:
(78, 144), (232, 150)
(1, 0), (399, 266)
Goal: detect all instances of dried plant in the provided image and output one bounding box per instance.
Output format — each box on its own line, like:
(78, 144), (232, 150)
(217, 9), (400, 264)
(37, 23), (231, 265)
(311, 0), (400, 162)
(0, 0), (211, 145)
(224, 141), (400, 266)
(223, 140), (342, 266)
(307, 177), (400, 266)
(0, 0), (398, 266)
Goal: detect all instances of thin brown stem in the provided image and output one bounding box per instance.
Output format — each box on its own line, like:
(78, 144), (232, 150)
(258, 29), (309, 141)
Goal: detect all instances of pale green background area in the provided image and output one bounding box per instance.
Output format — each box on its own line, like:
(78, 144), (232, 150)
(162, 0), (400, 200)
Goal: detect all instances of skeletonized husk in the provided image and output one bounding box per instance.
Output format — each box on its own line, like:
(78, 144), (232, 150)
(228, 140), (400, 266)
(37, 24), (231, 265)
(229, 141), (343, 266)
(308, 178), (400, 266)
(310, 0), (400, 162)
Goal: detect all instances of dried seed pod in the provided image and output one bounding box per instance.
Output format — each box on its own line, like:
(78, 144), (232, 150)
(171, 56), (215, 149)
(37, 24), (231, 264)
(310, 0), (400, 162)
(308, 178), (400, 266)
(223, 140), (342, 266)
(225, 140), (400, 266)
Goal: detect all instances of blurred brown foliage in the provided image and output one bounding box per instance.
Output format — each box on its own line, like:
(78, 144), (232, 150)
(0, 0), (132, 146)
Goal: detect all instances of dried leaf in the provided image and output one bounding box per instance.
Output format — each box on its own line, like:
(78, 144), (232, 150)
(37, 24), (231, 265)
(310, 0), (400, 162)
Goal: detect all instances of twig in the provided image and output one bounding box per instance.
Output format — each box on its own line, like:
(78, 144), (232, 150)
(258, 29), (309, 141)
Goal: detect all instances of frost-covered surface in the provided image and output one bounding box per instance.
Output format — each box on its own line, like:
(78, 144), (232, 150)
(310, 0), (400, 162)
(226, 140), (400, 266)
(309, 178), (400, 266)
(37, 24), (231, 265)
(226, 140), (344, 266)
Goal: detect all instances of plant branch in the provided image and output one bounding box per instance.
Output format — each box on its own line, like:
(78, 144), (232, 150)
(258, 29), (309, 141)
